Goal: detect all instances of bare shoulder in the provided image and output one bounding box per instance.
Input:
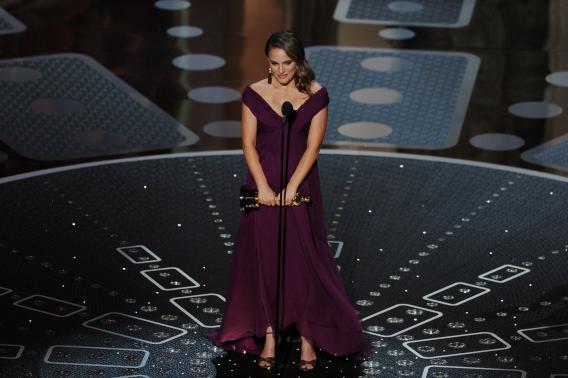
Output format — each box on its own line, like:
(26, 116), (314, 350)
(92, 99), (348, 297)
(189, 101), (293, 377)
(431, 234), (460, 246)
(310, 81), (323, 93)
(250, 79), (270, 93)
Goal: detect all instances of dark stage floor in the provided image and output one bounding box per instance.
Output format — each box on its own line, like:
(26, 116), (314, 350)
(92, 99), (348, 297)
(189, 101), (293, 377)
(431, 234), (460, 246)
(1, 151), (568, 377)
(1, 1), (568, 377)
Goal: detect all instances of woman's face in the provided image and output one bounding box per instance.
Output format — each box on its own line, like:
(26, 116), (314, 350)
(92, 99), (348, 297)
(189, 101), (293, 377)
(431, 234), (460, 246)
(267, 48), (298, 85)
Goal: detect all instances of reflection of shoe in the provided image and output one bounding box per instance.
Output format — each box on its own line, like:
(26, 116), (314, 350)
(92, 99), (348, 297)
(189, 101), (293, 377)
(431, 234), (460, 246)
(299, 359), (317, 372)
(258, 356), (275, 369)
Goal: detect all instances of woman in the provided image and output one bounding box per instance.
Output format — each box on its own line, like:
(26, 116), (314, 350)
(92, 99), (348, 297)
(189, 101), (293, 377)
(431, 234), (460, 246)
(213, 31), (370, 371)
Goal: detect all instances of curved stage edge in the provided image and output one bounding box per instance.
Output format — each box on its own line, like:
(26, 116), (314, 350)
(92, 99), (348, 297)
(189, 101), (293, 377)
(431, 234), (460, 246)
(1, 150), (567, 377)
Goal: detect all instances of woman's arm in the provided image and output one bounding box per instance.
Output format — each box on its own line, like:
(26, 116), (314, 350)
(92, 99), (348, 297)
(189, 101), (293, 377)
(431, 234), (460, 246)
(241, 102), (277, 206)
(277, 105), (329, 204)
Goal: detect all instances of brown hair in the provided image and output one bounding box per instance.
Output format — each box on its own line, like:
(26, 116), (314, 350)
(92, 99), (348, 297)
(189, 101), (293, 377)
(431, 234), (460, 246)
(264, 30), (316, 96)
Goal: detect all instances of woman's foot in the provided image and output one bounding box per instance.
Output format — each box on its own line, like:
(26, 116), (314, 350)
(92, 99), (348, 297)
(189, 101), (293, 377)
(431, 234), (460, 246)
(258, 328), (275, 369)
(299, 336), (317, 371)
(258, 356), (275, 369)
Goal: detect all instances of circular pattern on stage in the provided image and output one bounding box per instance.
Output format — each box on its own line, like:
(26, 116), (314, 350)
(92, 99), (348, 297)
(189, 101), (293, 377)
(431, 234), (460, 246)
(202, 120), (241, 138)
(387, 1), (425, 13)
(30, 98), (84, 115)
(469, 133), (525, 151)
(349, 88), (402, 105)
(188, 87), (241, 104)
(508, 101), (563, 119)
(172, 54), (225, 71)
(167, 26), (203, 38)
(546, 71), (568, 87)
(360, 56), (413, 73)
(1, 151), (568, 376)
(337, 122), (393, 139)
(154, 0), (190, 10)
(0, 67), (42, 82)
(378, 28), (416, 40)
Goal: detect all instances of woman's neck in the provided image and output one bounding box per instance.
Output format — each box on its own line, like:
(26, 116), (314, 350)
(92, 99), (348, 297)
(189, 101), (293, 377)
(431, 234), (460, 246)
(271, 80), (297, 93)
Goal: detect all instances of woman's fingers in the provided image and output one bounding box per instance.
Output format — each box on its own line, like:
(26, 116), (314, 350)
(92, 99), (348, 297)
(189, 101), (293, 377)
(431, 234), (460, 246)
(257, 186), (276, 206)
(287, 192), (296, 205)
(274, 194), (282, 206)
(276, 194), (289, 206)
(273, 191), (295, 206)
(259, 196), (276, 206)
(259, 190), (297, 206)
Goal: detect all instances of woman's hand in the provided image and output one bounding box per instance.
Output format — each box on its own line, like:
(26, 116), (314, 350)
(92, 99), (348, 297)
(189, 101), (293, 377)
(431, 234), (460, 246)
(257, 185), (277, 206)
(275, 184), (299, 206)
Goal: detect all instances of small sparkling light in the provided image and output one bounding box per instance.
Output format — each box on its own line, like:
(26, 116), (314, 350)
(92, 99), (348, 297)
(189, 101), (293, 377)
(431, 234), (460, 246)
(505, 229), (509, 233)
(368, 209), (372, 213)
(489, 251), (493, 255)
(399, 164), (404, 168)
(72, 222), (76, 226)
(422, 231), (427, 234)
(143, 185), (147, 189)
(177, 223), (182, 227)
(550, 192), (554, 195)
(122, 267), (126, 271)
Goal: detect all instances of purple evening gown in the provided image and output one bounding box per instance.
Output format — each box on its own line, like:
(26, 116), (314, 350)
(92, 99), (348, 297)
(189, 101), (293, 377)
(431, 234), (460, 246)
(213, 85), (370, 357)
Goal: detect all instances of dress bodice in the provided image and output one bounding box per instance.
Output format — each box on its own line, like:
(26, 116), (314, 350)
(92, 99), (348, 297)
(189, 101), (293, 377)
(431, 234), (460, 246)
(241, 85), (330, 192)
(242, 85), (329, 133)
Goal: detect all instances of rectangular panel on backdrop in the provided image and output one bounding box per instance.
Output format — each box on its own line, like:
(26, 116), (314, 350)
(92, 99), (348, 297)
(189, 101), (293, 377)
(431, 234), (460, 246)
(306, 47), (480, 150)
